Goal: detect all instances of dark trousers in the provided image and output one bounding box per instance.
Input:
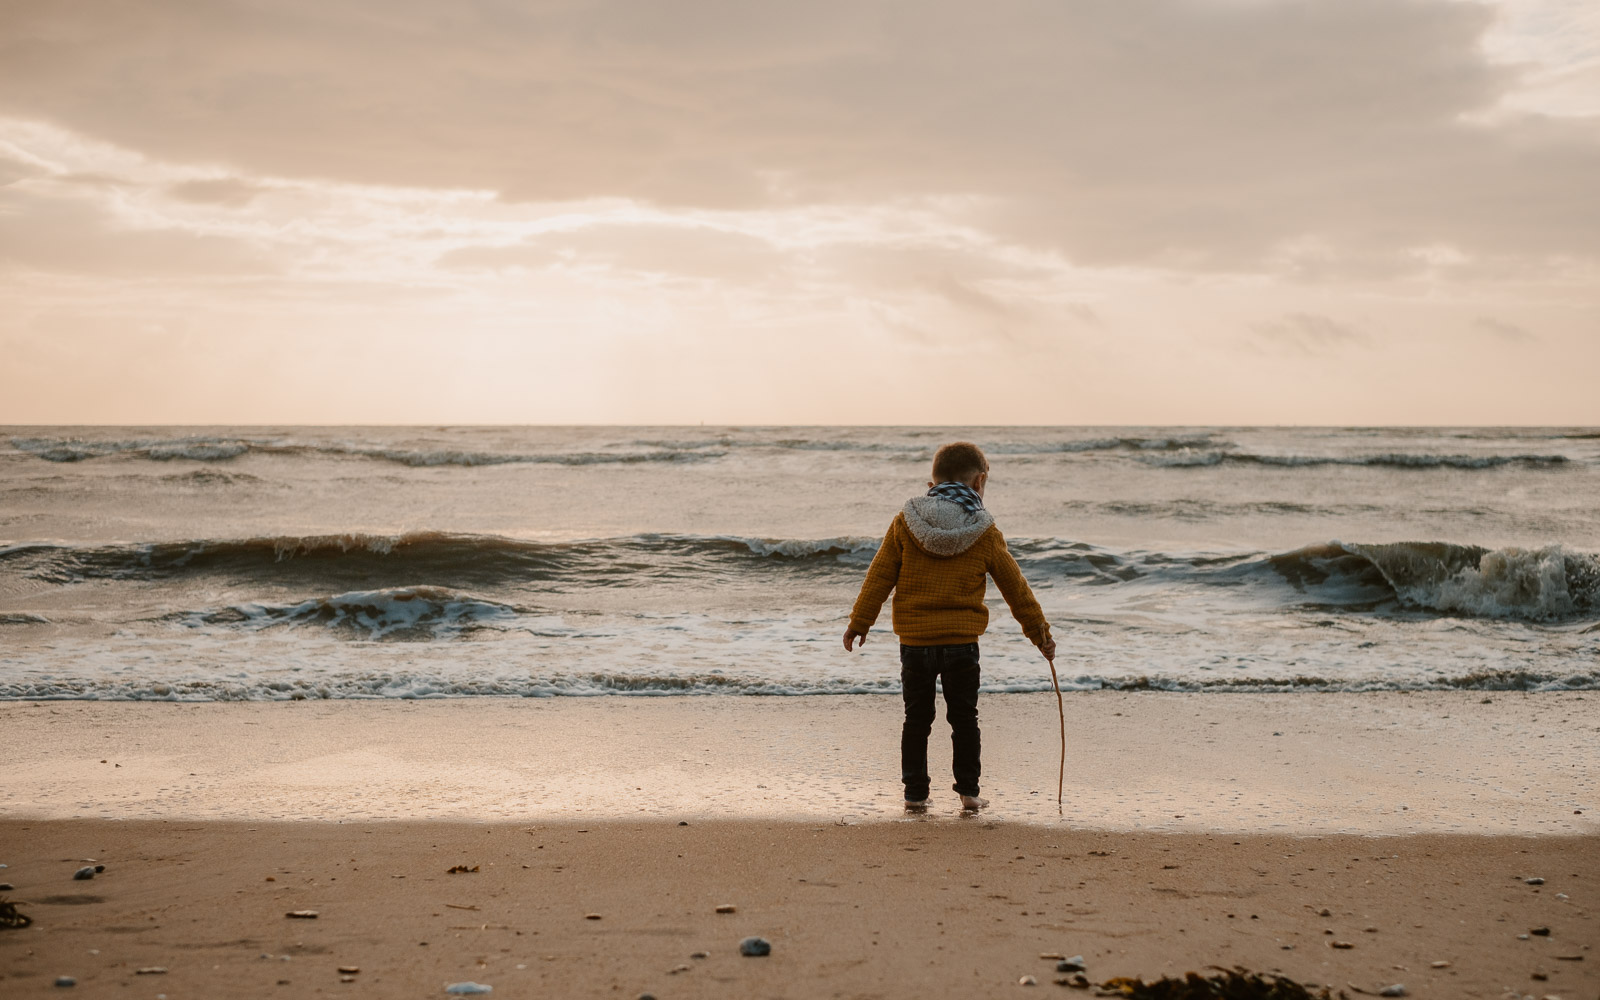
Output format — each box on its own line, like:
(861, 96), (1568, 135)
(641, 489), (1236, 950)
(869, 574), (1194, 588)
(899, 642), (981, 799)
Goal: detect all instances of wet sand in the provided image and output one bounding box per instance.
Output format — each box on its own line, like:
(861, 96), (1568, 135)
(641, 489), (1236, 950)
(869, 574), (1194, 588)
(1, 693), (1597, 997)
(2, 692), (1596, 831)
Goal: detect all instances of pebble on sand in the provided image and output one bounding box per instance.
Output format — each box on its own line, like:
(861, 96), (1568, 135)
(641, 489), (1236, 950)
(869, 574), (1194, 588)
(1530, 927), (1551, 936)
(715, 904), (737, 913)
(1019, 975), (1038, 986)
(286, 910), (320, 919)
(1430, 961), (1450, 968)
(739, 936), (772, 957)
(134, 967), (168, 975)
(1525, 877), (1546, 885)
(72, 867), (96, 881)
(338, 966), (360, 974)
(445, 983), (493, 995)
(1378, 986), (1407, 997)
(585, 913), (603, 920)
(0, 883), (12, 891)
(54, 977), (75, 988)
(1330, 941), (1354, 949)
(1056, 956), (1086, 973)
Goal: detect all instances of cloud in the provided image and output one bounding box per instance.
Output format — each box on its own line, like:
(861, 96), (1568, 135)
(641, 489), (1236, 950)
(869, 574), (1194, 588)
(1473, 315), (1538, 342)
(0, 188), (276, 276)
(439, 223), (784, 280)
(167, 177), (265, 206)
(1, 0), (1596, 275)
(1249, 312), (1370, 356)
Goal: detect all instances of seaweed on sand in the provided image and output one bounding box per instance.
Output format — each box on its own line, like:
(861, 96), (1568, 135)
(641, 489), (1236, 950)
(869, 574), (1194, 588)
(0, 897), (32, 929)
(1086, 967), (1345, 999)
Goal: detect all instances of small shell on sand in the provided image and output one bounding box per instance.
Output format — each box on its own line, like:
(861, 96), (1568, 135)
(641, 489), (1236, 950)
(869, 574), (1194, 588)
(715, 904), (736, 914)
(1019, 975), (1038, 985)
(1330, 940), (1354, 949)
(286, 910), (319, 919)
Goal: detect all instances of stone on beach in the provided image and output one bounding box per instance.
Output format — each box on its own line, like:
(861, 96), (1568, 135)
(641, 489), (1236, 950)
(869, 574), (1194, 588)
(739, 936), (771, 956)
(1057, 956), (1086, 972)
(286, 909), (319, 919)
(54, 976), (75, 987)
(715, 903), (736, 913)
(1378, 986), (1407, 997)
(72, 867), (96, 881)
(445, 983), (492, 995)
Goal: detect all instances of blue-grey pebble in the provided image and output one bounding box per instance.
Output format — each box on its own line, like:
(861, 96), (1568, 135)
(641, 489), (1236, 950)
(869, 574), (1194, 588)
(55, 977), (76, 987)
(739, 936), (771, 957)
(72, 867), (96, 881)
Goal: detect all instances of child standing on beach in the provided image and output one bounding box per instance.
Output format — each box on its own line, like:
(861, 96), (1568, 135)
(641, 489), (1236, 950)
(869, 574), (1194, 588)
(844, 441), (1056, 812)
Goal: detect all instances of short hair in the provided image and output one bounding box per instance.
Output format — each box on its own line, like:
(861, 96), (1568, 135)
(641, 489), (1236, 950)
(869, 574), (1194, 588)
(931, 441), (989, 484)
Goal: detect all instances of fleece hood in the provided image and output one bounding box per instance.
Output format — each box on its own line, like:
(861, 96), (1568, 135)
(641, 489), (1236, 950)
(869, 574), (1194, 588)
(901, 494), (996, 557)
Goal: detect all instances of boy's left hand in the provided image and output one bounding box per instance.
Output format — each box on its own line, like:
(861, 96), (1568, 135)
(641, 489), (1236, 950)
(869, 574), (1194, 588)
(1039, 637), (1057, 661)
(842, 628), (866, 651)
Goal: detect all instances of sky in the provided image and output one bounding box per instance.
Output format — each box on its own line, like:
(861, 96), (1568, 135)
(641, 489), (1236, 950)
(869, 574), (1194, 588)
(1, 0), (1597, 425)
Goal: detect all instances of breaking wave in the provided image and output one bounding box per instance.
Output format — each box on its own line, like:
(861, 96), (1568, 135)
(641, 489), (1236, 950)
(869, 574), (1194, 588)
(1140, 451), (1570, 469)
(165, 586), (525, 640)
(8, 436), (725, 467)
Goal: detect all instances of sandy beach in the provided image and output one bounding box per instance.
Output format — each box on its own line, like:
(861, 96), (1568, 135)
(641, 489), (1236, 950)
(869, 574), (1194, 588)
(2, 693), (1597, 997)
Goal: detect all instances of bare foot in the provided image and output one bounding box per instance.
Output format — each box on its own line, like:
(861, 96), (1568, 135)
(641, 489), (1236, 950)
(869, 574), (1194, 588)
(904, 798), (929, 811)
(959, 794), (988, 811)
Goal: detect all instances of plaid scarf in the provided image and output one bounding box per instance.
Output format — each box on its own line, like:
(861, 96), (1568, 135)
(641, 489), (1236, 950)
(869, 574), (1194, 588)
(927, 480), (985, 514)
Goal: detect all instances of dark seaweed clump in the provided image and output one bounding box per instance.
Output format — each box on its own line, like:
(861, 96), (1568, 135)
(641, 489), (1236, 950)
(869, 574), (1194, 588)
(1087, 968), (1344, 999)
(0, 898), (32, 929)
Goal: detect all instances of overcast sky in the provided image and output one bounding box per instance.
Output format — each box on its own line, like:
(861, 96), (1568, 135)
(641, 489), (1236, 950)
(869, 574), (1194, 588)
(1, 0), (1597, 424)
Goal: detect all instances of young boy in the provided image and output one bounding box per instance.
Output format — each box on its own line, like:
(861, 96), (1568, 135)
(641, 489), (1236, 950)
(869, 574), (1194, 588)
(843, 441), (1055, 812)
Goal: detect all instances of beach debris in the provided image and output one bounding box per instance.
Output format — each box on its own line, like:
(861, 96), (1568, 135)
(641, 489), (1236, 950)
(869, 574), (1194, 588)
(690, 951), (708, 959)
(445, 983), (492, 995)
(0, 883), (12, 891)
(54, 976), (76, 987)
(739, 936), (771, 957)
(1532, 972), (1548, 981)
(0, 898), (32, 929)
(1057, 956), (1087, 973)
(135, 967), (168, 975)
(1020, 974), (1038, 985)
(678, 821), (689, 826)
(1530, 927), (1551, 936)
(1429, 961), (1450, 969)
(447, 865), (479, 874)
(1378, 986), (1407, 997)
(444, 904), (479, 911)
(341, 975), (356, 983)
(286, 910), (320, 919)
(1554, 954), (1583, 961)
(1091, 968), (1343, 998)
(1525, 877), (1545, 885)
(1519, 934), (1530, 940)
(715, 904), (737, 914)
(72, 867), (97, 881)
(338, 966), (359, 974)
(1056, 973), (1091, 989)
(668, 964), (690, 974)
(1317, 908), (1333, 917)
(1330, 940), (1355, 949)
(584, 913), (602, 920)
(1041, 953), (1065, 960)
(1555, 893), (1568, 900)
(640, 995), (658, 1000)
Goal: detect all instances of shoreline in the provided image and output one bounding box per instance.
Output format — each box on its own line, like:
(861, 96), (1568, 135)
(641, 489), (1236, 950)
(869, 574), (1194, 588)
(3, 691), (1595, 833)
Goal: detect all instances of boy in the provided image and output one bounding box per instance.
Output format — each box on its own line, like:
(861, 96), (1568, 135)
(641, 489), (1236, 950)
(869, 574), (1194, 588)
(843, 441), (1055, 812)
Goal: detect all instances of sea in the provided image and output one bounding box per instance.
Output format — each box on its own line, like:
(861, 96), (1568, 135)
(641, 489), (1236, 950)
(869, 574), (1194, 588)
(1, 426), (1596, 701)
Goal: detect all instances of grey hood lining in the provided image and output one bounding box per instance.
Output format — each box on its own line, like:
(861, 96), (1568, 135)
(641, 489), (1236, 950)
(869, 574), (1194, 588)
(901, 495), (995, 556)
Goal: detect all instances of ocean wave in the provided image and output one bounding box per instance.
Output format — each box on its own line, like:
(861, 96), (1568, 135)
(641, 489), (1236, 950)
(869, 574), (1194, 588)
(1268, 541), (1600, 622)
(165, 586), (525, 640)
(3, 666), (1594, 701)
(8, 435), (724, 467)
(0, 531), (883, 589)
(6, 530), (1595, 624)
(1140, 451), (1571, 469)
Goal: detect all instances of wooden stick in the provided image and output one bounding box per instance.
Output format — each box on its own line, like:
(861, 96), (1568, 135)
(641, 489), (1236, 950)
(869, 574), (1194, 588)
(1047, 656), (1064, 813)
